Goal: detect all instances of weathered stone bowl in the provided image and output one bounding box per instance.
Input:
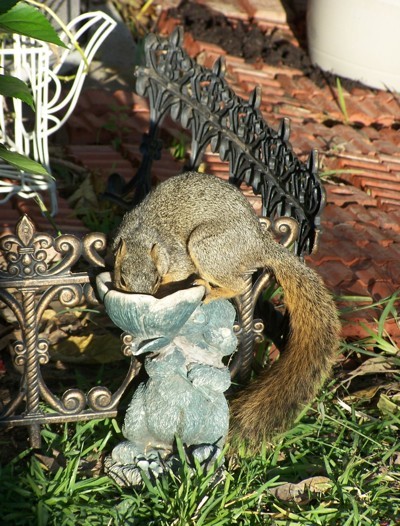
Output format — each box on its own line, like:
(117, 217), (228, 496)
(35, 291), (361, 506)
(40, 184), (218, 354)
(96, 272), (206, 354)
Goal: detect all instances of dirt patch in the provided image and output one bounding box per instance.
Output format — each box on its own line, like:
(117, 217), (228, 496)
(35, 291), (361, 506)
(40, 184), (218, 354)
(169, 1), (368, 92)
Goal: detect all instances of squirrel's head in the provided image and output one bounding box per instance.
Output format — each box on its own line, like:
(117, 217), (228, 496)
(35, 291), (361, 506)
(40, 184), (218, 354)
(113, 238), (170, 295)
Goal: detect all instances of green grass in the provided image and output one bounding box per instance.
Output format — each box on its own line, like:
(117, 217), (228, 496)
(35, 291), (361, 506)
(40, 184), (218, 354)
(336, 77), (349, 124)
(1, 296), (399, 525)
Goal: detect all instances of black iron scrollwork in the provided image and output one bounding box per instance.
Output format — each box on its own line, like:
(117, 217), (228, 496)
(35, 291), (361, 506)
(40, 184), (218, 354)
(0, 216), (138, 448)
(131, 27), (324, 256)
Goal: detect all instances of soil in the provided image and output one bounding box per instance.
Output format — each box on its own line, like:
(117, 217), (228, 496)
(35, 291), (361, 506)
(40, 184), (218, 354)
(169, 1), (368, 92)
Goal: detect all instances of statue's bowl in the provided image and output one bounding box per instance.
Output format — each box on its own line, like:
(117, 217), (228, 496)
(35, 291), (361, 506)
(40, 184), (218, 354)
(96, 272), (205, 342)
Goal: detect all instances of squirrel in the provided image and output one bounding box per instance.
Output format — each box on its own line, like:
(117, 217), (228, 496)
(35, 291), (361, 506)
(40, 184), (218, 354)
(111, 171), (341, 449)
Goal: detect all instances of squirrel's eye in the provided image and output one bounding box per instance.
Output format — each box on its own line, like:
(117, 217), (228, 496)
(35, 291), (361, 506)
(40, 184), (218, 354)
(120, 275), (127, 289)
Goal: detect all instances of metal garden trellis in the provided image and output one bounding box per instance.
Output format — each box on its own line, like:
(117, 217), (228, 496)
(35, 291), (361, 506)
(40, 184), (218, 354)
(0, 27), (325, 448)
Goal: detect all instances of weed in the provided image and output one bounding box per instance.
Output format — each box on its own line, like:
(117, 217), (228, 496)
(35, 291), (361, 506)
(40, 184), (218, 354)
(97, 104), (132, 150)
(170, 134), (189, 161)
(336, 77), (349, 124)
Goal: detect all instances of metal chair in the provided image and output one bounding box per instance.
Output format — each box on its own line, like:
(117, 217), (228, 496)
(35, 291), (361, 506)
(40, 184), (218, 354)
(0, 11), (117, 215)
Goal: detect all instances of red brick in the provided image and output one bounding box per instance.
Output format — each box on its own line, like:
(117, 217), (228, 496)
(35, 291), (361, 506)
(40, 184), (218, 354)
(112, 90), (135, 108)
(355, 266), (376, 289)
(320, 203), (357, 225)
(79, 89), (115, 113)
(347, 204), (378, 225)
(371, 280), (398, 301)
(378, 202), (400, 215)
(315, 227), (337, 245)
(354, 224), (395, 247)
(325, 185), (377, 207)
(381, 243), (400, 262)
(308, 241), (343, 266)
(337, 156), (389, 173)
(308, 259), (354, 290)
(309, 93), (343, 120)
(380, 260), (400, 285)
(368, 187), (400, 201)
(341, 97), (374, 126)
(380, 154), (400, 166)
(356, 174), (400, 189)
(196, 42), (227, 61)
(388, 209), (400, 224)
(274, 102), (312, 122)
(156, 12), (180, 36)
(378, 198), (400, 212)
(337, 241), (369, 266)
(353, 96), (382, 121)
(372, 140), (400, 157)
(67, 145), (117, 157)
(360, 125), (381, 141)
(340, 278), (371, 298)
(333, 223), (363, 241)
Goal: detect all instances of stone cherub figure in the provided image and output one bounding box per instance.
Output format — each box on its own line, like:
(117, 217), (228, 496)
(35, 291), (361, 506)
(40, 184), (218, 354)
(96, 273), (237, 486)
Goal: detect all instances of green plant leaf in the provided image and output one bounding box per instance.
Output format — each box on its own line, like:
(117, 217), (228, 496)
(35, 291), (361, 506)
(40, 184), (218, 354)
(0, 3), (66, 48)
(0, 74), (34, 109)
(0, 0), (19, 16)
(0, 144), (50, 175)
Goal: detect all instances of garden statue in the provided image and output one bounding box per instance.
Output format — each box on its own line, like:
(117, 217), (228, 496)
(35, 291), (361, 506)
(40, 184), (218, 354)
(96, 272), (237, 486)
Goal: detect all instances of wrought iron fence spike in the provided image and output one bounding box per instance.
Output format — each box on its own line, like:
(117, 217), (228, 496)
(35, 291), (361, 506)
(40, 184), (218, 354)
(248, 86), (261, 109)
(212, 55), (226, 77)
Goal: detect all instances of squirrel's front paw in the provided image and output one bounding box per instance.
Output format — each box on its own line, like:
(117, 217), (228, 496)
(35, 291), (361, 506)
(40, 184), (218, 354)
(193, 278), (212, 294)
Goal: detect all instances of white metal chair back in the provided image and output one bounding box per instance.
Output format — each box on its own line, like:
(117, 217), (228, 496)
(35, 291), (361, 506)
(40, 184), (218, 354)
(0, 11), (117, 215)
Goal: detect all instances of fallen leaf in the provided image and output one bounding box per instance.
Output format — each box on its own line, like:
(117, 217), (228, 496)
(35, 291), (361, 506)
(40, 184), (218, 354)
(343, 384), (381, 402)
(377, 393), (400, 415)
(35, 450), (66, 473)
(343, 382), (400, 407)
(68, 175), (99, 210)
(345, 357), (399, 383)
(268, 476), (332, 504)
(50, 333), (124, 364)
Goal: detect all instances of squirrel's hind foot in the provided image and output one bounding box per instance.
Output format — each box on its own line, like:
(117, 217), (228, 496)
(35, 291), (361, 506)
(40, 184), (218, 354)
(194, 278), (241, 302)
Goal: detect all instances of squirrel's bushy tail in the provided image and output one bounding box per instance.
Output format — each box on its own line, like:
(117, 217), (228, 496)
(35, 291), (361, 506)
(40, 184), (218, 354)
(229, 239), (341, 449)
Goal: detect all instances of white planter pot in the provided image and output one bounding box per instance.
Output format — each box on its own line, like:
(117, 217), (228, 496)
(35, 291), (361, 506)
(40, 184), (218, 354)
(307, 0), (400, 91)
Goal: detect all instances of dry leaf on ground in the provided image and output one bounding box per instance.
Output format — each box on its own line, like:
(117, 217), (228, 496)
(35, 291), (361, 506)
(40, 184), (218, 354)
(344, 356), (399, 384)
(377, 393), (400, 415)
(268, 476), (332, 504)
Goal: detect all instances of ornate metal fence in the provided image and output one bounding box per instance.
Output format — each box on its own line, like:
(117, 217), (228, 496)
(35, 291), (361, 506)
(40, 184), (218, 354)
(0, 216), (142, 448)
(0, 27), (324, 448)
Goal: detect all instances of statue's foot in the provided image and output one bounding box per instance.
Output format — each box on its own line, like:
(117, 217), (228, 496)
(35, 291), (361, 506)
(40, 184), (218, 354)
(111, 440), (143, 464)
(104, 456), (143, 487)
(105, 444), (166, 487)
(190, 444), (222, 465)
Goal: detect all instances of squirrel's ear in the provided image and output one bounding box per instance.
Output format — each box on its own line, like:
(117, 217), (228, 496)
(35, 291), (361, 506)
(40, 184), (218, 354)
(150, 243), (169, 276)
(114, 239), (127, 265)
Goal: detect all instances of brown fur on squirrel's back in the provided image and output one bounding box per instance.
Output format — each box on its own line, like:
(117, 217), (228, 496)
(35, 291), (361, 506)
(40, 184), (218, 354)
(113, 172), (341, 448)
